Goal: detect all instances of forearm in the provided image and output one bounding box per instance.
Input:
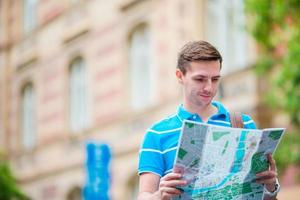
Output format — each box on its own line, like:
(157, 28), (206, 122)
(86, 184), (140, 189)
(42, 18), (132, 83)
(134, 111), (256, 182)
(137, 191), (161, 200)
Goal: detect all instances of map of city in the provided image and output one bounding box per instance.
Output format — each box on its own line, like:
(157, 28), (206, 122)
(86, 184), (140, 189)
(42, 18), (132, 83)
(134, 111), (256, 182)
(173, 120), (285, 200)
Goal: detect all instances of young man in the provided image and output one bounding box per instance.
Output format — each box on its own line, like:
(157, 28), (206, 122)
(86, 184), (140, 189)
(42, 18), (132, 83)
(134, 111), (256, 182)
(138, 41), (280, 200)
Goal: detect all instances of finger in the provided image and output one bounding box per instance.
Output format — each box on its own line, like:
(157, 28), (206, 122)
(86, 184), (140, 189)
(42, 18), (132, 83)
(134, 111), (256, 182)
(161, 192), (179, 200)
(256, 171), (277, 183)
(160, 187), (183, 195)
(160, 191), (172, 200)
(162, 173), (183, 181)
(160, 180), (187, 188)
(267, 154), (276, 171)
(256, 177), (277, 184)
(256, 170), (277, 178)
(256, 175), (277, 182)
(173, 165), (184, 174)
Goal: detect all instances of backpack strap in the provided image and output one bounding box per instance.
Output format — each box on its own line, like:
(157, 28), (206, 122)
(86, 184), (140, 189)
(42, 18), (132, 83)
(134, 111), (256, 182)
(230, 112), (244, 128)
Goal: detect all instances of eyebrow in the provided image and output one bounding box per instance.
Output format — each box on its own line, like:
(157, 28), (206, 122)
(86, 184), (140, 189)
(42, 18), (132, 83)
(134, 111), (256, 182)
(193, 75), (221, 79)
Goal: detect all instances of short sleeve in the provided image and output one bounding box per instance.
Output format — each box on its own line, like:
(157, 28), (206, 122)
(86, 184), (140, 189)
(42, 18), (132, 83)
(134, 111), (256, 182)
(242, 114), (257, 129)
(138, 131), (165, 177)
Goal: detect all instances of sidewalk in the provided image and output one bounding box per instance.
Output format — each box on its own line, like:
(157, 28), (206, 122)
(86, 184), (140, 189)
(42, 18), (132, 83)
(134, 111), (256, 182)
(277, 185), (300, 200)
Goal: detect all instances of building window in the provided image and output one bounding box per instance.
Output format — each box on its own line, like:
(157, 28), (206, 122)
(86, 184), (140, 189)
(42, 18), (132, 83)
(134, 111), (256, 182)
(205, 0), (249, 74)
(69, 57), (89, 133)
(21, 83), (36, 150)
(128, 24), (155, 110)
(23, 0), (38, 34)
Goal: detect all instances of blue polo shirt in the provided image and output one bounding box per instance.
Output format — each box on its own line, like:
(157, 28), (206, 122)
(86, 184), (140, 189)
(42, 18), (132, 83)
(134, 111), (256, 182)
(138, 101), (256, 177)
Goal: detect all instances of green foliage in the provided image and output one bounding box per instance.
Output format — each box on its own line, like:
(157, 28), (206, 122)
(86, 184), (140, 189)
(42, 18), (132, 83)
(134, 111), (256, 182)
(253, 54), (274, 75)
(274, 132), (300, 173)
(245, 0), (300, 125)
(245, 0), (300, 172)
(0, 155), (29, 200)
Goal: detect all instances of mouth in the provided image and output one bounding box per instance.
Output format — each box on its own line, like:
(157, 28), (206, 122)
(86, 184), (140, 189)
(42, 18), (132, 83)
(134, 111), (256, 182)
(200, 94), (211, 98)
(199, 94), (213, 102)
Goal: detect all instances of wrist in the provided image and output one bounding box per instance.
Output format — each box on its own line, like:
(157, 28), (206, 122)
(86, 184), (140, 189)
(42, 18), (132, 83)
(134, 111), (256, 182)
(264, 178), (280, 197)
(137, 191), (161, 200)
(265, 183), (276, 192)
(154, 190), (164, 200)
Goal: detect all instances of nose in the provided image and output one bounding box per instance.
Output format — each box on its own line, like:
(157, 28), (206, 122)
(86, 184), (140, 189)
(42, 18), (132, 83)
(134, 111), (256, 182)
(203, 80), (212, 93)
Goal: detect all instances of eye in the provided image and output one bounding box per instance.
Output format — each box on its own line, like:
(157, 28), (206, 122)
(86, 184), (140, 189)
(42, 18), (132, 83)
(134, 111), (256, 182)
(194, 78), (204, 82)
(212, 78), (220, 82)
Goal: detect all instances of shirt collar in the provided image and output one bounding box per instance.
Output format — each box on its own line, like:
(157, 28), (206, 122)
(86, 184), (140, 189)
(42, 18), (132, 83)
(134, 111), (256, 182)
(177, 101), (228, 121)
(211, 101), (228, 118)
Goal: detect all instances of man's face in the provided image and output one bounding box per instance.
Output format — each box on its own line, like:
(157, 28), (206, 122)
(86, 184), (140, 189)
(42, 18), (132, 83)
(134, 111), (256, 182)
(176, 61), (221, 107)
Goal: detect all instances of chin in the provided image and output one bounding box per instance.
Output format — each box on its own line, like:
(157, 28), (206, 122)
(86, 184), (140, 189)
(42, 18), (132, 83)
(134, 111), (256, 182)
(201, 98), (213, 104)
(204, 101), (212, 106)
(196, 100), (212, 107)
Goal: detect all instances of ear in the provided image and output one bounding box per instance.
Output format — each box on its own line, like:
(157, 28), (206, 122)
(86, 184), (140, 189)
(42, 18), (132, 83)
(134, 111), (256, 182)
(176, 69), (184, 83)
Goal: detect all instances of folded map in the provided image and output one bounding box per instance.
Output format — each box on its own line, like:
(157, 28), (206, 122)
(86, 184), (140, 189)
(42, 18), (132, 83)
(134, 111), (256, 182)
(173, 120), (285, 200)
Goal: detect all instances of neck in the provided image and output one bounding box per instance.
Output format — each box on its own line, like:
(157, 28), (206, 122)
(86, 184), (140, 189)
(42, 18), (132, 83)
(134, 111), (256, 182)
(183, 101), (217, 122)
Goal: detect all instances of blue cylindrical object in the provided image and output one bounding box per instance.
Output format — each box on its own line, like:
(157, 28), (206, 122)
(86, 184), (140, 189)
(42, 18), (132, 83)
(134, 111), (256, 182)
(83, 142), (111, 200)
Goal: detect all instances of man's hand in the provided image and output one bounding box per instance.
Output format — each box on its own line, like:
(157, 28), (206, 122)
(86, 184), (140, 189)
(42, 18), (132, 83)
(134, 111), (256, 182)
(255, 154), (278, 193)
(138, 172), (187, 200)
(158, 172), (187, 200)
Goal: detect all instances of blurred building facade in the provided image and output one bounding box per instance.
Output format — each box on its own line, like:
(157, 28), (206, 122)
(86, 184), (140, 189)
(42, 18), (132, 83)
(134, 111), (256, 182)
(0, 0), (273, 199)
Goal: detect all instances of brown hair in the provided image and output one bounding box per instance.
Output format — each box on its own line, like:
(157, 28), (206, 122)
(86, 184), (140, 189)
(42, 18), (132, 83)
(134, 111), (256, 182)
(177, 40), (222, 74)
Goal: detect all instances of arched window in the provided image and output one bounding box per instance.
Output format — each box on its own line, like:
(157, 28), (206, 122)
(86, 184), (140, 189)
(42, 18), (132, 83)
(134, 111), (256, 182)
(205, 0), (249, 74)
(23, 0), (38, 34)
(69, 57), (89, 132)
(128, 24), (155, 110)
(21, 83), (36, 149)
